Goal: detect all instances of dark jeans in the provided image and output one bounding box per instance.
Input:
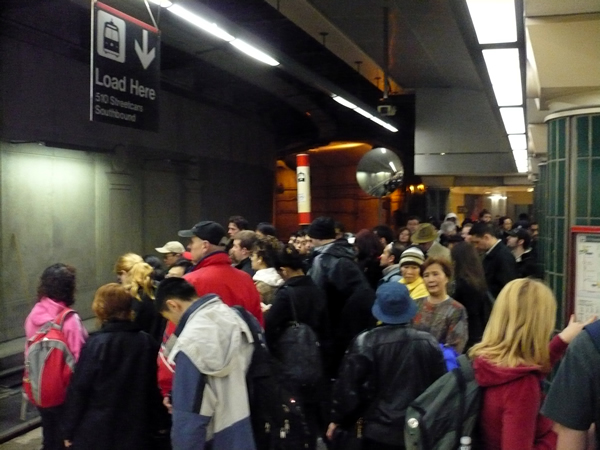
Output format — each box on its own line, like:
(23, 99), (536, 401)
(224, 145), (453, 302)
(38, 405), (65, 450)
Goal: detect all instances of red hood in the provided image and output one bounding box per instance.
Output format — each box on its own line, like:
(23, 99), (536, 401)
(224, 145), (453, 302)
(192, 251), (231, 271)
(473, 356), (543, 387)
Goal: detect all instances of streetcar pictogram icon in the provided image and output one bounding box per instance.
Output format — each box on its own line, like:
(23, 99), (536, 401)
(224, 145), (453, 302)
(96, 10), (125, 63)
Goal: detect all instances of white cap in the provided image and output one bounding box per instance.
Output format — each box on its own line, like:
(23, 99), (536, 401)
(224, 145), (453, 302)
(155, 241), (185, 254)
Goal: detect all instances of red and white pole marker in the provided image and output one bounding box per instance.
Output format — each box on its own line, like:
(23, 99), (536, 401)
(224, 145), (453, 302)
(296, 154), (311, 225)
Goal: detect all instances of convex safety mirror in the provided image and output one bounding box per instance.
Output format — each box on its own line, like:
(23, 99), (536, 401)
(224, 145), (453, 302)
(356, 147), (404, 197)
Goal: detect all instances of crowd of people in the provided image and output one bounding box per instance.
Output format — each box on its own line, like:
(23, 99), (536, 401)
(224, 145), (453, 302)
(22, 210), (598, 450)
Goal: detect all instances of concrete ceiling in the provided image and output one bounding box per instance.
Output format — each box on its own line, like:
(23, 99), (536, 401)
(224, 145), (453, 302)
(525, 0), (600, 157)
(5, 0), (597, 185)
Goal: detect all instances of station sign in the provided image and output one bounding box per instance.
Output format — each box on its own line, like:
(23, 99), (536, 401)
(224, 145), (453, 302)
(90, 1), (160, 131)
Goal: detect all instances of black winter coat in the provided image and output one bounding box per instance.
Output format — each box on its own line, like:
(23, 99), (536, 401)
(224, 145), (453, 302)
(265, 276), (331, 371)
(308, 240), (376, 373)
(331, 324), (447, 446)
(482, 241), (517, 298)
(62, 320), (167, 450)
(452, 278), (489, 350)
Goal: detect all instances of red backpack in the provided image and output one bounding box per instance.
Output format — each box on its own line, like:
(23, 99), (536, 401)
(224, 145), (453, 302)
(23, 309), (76, 408)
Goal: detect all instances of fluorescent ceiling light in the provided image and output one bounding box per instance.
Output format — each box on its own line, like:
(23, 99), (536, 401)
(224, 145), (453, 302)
(489, 194), (507, 200)
(500, 107), (526, 134)
(370, 115), (398, 132)
(508, 134), (527, 151)
(483, 48), (522, 106)
(148, 0), (173, 7)
(354, 107), (373, 119)
(332, 95), (398, 132)
(332, 95), (357, 109)
(389, 161), (397, 172)
(512, 149), (528, 173)
(168, 4), (235, 42)
(229, 39), (280, 66)
(466, 0), (517, 44)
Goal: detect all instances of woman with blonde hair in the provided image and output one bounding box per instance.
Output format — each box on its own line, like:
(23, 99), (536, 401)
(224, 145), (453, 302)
(470, 278), (593, 449)
(114, 253), (164, 342)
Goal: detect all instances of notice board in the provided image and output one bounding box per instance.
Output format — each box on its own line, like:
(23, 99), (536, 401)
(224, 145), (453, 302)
(569, 226), (600, 321)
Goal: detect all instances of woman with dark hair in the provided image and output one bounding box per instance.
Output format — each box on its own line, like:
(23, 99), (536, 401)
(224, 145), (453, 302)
(265, 244), (330, 444)
(255, 222), (277, 238)
(498, 216), (513, 243)
(413, 257), (468, 354)
(251, 235), (284, 308)
(451, 242), (490, 350)
(143, 254), (166, 283)
(354, 229), (384, 289)
(62, 283), (167, 449)
(397, 226), (412, 252)
(24, 263), (88, 450)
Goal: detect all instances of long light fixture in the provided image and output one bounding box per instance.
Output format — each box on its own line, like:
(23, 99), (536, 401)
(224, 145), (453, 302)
(148, 0), (173, 8)
(168, 4), (235, 42)
(512, 149), (528, 173)
(466, 0), (517, 44)
(164, 4), (280, 66)
(466, 0), (529, 174)
(332, 95), (398, 132)
(230, 39), (280, 66)
(500, 107), (526, 134)
(508, 134), (527, 151)
(482, 48), (522, 106)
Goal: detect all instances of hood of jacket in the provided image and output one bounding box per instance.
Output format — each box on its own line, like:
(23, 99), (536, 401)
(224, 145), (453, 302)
(169, 295), (253, 377)
(473, 356), (543, 387)
(314, 239), (356, 260)
(26, 297), (69, 331)
(253, 267), (284, 287)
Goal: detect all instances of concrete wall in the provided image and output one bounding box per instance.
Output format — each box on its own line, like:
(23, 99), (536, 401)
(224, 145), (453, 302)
(0, 33), (277, 342)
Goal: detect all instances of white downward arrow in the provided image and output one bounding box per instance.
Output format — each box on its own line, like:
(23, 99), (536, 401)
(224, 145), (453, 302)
(135, 29), (156, 70)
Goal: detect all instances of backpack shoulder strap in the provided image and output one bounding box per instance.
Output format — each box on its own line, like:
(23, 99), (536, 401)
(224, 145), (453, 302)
(283, 286), (299, 324)
(53, 308), (75, 329)
(584, 320), (600, 354)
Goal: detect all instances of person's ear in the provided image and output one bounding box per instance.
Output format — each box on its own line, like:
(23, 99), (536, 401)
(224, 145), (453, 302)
(165, 299), (181, 313)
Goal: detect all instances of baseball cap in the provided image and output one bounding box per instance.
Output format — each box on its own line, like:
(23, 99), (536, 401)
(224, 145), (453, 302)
(155, 241), (185, 254)
(508, 227), (531, 248)
(178, 221), (225, 245)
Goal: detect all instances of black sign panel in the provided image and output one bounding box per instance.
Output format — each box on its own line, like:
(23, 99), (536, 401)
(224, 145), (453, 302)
(91, 2), (160, 131)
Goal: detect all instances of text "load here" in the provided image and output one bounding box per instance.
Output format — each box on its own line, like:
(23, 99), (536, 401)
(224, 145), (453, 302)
(94, 68), (156, 100)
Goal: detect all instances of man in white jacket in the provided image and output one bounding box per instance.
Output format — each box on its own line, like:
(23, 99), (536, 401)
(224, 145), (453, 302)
(155, 277), (255, 450)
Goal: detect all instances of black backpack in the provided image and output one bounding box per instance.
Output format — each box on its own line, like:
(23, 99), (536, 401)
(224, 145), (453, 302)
(232, 306), (313, 450)
(275, 287), (323, 386)
(404, 354), (481, 450)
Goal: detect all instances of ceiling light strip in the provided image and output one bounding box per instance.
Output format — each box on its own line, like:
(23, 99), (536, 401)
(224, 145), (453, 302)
(332, 95), (398, 132)
(166, 4), (280, 66)
(466, 0), (517, 44)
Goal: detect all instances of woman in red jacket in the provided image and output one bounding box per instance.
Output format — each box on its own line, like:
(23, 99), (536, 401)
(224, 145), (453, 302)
(469, 278), (593, 450)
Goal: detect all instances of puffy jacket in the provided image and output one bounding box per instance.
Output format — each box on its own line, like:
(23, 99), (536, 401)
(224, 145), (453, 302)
(185, 251), (263, 326)
(331, 324), (447, 446)
(308, 240), (376, 372)
(24, 297), (88, 360)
